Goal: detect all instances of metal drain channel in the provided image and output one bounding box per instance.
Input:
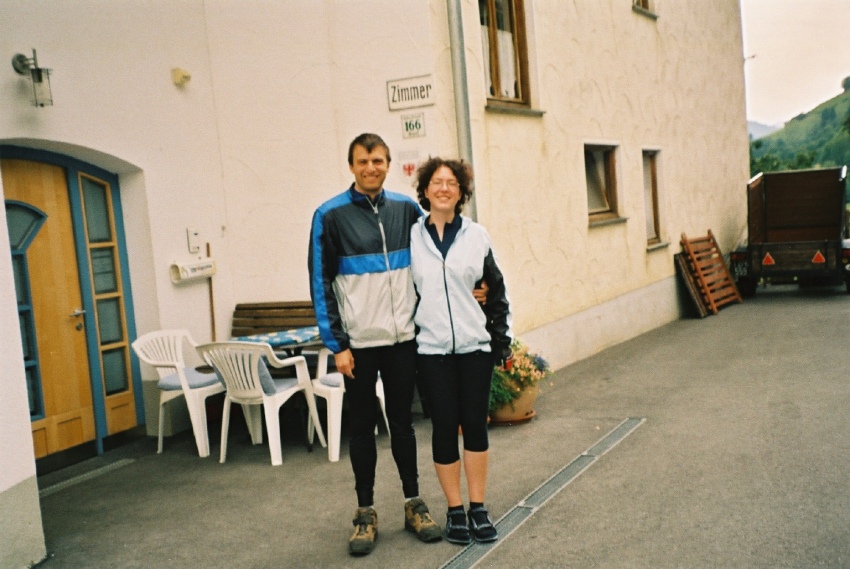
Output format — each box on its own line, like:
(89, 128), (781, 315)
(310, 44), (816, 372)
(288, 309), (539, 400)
(441, 417), (645, 569)
(39, 458), (136, 498)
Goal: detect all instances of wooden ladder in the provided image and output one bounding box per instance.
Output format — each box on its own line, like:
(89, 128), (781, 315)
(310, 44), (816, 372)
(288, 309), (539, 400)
(680, 230), (742, 315)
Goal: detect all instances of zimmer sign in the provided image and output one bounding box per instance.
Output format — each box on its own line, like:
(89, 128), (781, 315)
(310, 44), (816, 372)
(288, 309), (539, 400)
(387, 75), (435, 111)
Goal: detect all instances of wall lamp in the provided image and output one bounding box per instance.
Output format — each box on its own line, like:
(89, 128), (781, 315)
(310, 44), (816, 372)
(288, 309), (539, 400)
(12, 49), (53, 107)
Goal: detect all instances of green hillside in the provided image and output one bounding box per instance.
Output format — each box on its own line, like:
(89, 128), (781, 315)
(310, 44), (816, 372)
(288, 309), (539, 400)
(750, 89), (850, 177)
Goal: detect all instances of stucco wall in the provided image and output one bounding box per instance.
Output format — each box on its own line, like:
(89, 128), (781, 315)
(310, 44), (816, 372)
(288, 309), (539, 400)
(467, 1), (749, 335)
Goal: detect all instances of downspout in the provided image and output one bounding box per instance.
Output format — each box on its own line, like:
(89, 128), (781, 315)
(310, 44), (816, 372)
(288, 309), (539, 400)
(447, 0), (477, 221)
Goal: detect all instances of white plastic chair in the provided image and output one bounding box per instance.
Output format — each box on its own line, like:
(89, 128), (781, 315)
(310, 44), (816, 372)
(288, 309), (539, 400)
(307, 347), (390, 462)
(196, 341), (327, 466)
(131, 330), (225, 458)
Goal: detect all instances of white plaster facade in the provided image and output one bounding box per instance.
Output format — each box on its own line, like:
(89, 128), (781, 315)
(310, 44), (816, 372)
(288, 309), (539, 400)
(0, 1), (748, 565)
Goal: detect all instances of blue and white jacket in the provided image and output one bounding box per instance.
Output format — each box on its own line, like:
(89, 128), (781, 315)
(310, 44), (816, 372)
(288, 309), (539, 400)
(410, 215), (512, 355)
(309, 186), (422, 353)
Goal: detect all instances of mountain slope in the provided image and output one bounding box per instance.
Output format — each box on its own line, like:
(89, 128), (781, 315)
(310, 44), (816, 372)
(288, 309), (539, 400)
(750, 90), (850, 175)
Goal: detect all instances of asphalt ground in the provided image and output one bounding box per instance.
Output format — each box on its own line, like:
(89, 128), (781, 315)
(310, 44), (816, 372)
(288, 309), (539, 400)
(35, 284), (850, 568)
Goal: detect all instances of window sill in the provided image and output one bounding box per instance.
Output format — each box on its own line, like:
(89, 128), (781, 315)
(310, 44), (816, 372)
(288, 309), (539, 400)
(588, 215), (628, 229)
(485, 102), (546, 118)
(632, 5), (658, 20)
(646, 241), (669, 252)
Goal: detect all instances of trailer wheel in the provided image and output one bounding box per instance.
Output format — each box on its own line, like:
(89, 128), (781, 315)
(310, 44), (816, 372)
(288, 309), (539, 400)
(736, 277), (757, 298)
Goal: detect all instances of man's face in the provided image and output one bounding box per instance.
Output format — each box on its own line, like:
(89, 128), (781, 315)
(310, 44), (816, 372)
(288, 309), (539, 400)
(349, 144), (389, 197)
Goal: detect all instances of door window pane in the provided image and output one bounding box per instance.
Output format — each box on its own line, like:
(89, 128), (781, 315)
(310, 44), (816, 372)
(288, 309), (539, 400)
(12, 255), (27, 305)
(91, 248), (118, 293)
(6, 203), (42, 249)
(26, 367), (42, 418)
(102, 348), (128, 394)
(19, 313), (31, 359)
(97, 298), (123, 344)
(81, 177), (113, 243)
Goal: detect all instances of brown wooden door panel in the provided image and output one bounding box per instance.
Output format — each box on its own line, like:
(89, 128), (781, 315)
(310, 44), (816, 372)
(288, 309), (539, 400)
(3, 158), (96, 456)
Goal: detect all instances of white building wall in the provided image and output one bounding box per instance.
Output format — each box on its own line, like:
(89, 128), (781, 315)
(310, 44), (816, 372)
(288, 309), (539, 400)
(0, 2), (747, 564)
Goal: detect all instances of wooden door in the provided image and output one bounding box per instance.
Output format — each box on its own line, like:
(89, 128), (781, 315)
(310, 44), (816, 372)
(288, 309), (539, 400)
(3, 159), (96, 457)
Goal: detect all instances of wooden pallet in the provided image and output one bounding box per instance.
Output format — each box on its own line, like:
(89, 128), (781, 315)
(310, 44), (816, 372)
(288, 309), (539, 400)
(680, 231), (742, 315)
(674, 253), (710, 318)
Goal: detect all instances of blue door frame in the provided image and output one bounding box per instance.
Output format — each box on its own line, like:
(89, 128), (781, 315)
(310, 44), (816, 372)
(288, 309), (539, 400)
(1, 144), (144, 454)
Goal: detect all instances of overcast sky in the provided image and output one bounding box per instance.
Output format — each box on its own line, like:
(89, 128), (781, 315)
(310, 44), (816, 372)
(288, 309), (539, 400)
(740, 0), (850, 126)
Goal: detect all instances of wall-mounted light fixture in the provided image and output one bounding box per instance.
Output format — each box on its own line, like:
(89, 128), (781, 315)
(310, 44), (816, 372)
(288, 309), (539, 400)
(12, 49), (53, 107)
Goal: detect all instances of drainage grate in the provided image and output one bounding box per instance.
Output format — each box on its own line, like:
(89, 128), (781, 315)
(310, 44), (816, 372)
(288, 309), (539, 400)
(39, 458), (136, 498)
(586, 417), (644, 458)
(522, 453), (595, 509)
(441, 417), (645, 569)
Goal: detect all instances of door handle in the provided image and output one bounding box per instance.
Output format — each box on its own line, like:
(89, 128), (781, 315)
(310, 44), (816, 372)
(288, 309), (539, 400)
(70, 308), (86, 318)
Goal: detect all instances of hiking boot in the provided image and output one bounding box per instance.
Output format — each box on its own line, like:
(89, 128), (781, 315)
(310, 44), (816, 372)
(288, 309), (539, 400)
(467, 505), (498, 542)
(404, 498), (443, 542)
(349, 507), (378, 556)
(444, 509), (472, 545)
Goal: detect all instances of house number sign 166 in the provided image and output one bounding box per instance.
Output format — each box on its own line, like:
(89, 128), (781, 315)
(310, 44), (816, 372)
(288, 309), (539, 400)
(402, 113), (425, 139)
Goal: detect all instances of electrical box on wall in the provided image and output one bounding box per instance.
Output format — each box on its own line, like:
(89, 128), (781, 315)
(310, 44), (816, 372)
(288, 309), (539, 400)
(186, 227), (201, 254)
(170, 259), (216, 284)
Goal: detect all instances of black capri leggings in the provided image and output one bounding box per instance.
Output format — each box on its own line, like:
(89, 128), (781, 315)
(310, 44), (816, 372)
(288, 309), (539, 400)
(416, 351), (493, 465)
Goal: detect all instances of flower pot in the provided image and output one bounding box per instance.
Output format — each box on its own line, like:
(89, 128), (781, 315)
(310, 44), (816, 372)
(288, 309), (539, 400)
(489, 384), (539, 425)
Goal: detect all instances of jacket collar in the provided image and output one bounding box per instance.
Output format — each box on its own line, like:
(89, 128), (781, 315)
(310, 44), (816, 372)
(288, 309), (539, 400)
(348, 184), (384, 207)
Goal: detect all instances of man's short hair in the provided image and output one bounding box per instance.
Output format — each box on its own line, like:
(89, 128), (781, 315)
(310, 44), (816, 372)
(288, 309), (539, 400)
(348, 133), (391, 165)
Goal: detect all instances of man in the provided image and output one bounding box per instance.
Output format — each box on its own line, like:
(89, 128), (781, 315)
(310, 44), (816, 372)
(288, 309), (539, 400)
(308, 133), (442, 555)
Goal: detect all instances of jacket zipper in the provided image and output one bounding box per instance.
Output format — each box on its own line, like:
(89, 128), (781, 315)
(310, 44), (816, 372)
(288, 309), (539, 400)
(369, 198), (401, 343)
(441, 257), (456, 353)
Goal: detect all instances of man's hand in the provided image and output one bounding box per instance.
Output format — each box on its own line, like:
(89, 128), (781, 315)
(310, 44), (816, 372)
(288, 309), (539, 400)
(473, 279), (489, 305)
(334, 349), (355, 379)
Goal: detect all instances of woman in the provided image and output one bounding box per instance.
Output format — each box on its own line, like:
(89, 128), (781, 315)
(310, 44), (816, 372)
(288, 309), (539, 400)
(410, 157), (512, 545)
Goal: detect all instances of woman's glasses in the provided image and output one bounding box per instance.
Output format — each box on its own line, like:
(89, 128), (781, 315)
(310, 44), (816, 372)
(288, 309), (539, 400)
(429, 179), (459, 189)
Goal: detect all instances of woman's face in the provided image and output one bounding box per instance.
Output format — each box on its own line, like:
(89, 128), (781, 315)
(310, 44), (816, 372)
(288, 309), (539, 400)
(424, 165), (461, 216)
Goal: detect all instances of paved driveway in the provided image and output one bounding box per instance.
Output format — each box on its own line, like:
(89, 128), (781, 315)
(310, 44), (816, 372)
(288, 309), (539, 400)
(37, 285), (850, 568)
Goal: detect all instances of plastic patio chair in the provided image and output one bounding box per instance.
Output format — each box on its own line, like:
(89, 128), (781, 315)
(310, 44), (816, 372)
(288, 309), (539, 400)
(196, 341), (326, 466)
(307, 347), (390, 462)
(131, 329), (225, 458)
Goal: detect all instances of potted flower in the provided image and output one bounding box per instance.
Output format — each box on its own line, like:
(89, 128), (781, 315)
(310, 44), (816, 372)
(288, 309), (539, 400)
(489, 339), (550, 425)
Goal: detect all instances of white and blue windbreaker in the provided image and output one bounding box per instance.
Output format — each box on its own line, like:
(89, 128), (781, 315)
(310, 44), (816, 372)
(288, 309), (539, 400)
(410, 215), (512, 356)
(309, 186), (422, 353)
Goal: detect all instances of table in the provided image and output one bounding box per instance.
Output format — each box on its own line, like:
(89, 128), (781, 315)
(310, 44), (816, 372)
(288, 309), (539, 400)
(231, 325), (322, 356)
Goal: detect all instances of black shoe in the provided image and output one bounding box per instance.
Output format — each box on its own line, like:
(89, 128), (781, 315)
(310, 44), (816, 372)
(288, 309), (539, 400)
(467, 506), (498, 542)
(444, 509), (471, 545)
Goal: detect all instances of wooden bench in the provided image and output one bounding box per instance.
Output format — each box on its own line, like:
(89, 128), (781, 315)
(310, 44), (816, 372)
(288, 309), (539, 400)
(231, 301), (327, 378)
(231, 300), (317, 337)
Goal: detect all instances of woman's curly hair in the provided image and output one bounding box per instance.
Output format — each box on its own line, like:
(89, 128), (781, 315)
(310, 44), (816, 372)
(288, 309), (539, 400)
(414, 157), (473, 215)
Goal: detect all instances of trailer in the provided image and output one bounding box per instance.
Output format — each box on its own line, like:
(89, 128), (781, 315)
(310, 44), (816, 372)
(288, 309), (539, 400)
(730, 166), (850, 296)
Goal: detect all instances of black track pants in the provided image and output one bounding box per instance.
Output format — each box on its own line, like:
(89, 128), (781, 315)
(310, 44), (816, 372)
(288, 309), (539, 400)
(346, 340), (419, 507)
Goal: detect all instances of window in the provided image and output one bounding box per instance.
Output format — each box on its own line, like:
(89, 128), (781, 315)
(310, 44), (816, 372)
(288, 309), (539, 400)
(479, 0), (529, 105)
(642, 150), (661, 245)
(5, 200), (47, 419)
(585, 145), (619, 221)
